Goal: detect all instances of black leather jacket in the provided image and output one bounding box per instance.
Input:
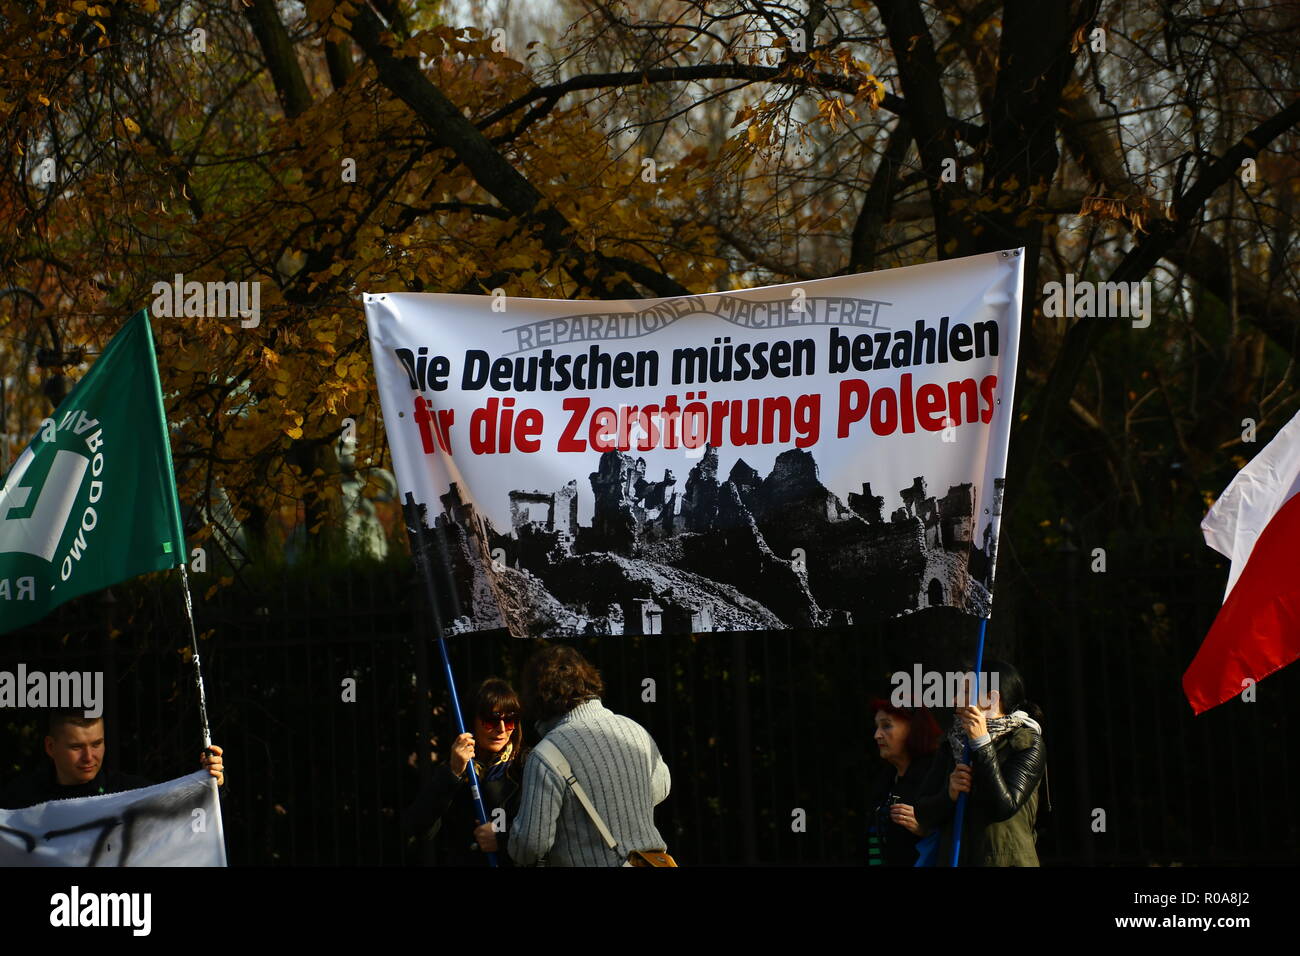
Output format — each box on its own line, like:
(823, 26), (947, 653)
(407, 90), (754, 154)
(914, 722), (1046, 866)
(402, 754), (525, 866)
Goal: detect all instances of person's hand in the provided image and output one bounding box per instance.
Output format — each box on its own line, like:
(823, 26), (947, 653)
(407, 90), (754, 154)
(889, 802), (923, 835)
(473, 822), (498, 853)
(948, 762), (972, 802)
(450, 733), (474, 777)
(955, 704), (988, 740)
(201, 744), (224, 787)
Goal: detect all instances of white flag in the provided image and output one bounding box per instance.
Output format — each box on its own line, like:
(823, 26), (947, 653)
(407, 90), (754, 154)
(0, 771), (227, 867)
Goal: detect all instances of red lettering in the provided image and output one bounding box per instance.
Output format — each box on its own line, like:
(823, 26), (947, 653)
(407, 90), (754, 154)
(899, 373), (915, 433)
(413, 396), (436, 454)
(558, 398), (589, 452)
(837, 379), (870, 438)
(469, 398), (498, 454)
(515, 409), (543, 453)
(635, 405), (659, 451)
(946, 379), (978, 427)
(916, 383), (946, 431)
(498, 398), (516, 454)
(979, 375), (998, 423)
(590, 407), (618, 451)
(870, 386), (898, 435)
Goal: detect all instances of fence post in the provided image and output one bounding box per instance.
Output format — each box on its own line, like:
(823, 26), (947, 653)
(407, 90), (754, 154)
(731, 632), (759, 864)
(1062, 542), (1094, 864)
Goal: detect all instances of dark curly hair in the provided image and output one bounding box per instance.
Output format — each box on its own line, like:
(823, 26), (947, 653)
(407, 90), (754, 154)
(521, 644), (604, 722)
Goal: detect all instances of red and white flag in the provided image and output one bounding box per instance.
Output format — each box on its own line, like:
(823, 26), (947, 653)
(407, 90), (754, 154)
(1184, 410), (1300, 713)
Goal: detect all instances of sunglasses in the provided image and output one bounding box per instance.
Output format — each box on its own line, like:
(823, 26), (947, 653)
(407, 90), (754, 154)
(478, 712), (518, 730)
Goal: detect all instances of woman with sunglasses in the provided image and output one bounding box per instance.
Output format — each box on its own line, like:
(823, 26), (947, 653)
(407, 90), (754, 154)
(402, 677), (528, 866)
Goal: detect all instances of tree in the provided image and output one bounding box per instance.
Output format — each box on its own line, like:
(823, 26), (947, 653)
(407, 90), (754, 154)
(2, 0), (1297, 591)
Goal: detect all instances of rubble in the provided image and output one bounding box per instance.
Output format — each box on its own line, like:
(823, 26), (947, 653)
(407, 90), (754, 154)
(408, 447), (1003, 637)
(537, 552), (784, 633)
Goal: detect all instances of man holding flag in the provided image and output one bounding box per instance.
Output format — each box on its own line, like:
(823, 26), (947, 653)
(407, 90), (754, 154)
(0, 309), (228, 864)
(1184, 409), (1300, 714)
(0, 711), (224, 810)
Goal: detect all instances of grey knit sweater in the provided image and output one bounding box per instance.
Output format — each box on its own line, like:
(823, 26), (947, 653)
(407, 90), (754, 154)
(509, 699), (670, 866)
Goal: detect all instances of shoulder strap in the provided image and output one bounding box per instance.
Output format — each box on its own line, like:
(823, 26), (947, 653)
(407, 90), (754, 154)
(532, 738), (618, 851)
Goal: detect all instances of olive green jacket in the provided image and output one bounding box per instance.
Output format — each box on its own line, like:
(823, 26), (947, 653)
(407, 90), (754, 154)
(914, 722), (1046, 867)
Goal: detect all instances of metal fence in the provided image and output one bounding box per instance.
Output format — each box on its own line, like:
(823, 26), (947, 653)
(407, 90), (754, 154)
(2, 544), (1295, 865)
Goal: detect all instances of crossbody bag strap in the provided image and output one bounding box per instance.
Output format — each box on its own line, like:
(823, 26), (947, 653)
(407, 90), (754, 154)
(533, 738), (618, 851)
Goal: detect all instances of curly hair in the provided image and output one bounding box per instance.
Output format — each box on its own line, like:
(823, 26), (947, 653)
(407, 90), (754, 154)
(521, 644), (604, 722)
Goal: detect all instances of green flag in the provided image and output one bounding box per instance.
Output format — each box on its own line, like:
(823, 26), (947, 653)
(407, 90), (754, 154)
(0, 309), (186, 634)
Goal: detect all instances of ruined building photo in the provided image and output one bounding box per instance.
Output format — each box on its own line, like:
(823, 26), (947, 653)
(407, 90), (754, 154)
(406, 448), (1002, 638)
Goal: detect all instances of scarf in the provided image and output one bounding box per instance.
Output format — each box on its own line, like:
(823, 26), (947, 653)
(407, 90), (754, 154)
(946, 709), (1041, 760)
(474, 742), (514, 782)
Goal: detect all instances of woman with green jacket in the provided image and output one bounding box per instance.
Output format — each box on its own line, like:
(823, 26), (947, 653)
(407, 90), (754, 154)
(914, 659), (1046, 867)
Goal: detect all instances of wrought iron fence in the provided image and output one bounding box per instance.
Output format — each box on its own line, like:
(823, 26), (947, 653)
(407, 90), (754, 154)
(2, 543), (1295, 865)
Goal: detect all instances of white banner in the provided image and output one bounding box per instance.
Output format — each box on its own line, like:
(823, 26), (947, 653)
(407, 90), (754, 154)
(0, 771), (227, 867)
(364, 250), (1024, 637)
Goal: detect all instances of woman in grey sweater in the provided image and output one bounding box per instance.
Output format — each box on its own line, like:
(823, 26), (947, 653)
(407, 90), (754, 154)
(509, 644), (671, 866)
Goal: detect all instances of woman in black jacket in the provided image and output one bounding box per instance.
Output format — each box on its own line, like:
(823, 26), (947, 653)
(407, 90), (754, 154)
(403, 678), (528, 866)
(913, 659), (1046, 867)
(866, 699), (941, 866)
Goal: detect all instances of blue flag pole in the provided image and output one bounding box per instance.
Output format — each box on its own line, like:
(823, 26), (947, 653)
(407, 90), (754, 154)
(403, 497), (498, 866)
(433, 630), (497, 866)
(949, 616), (988, 867)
